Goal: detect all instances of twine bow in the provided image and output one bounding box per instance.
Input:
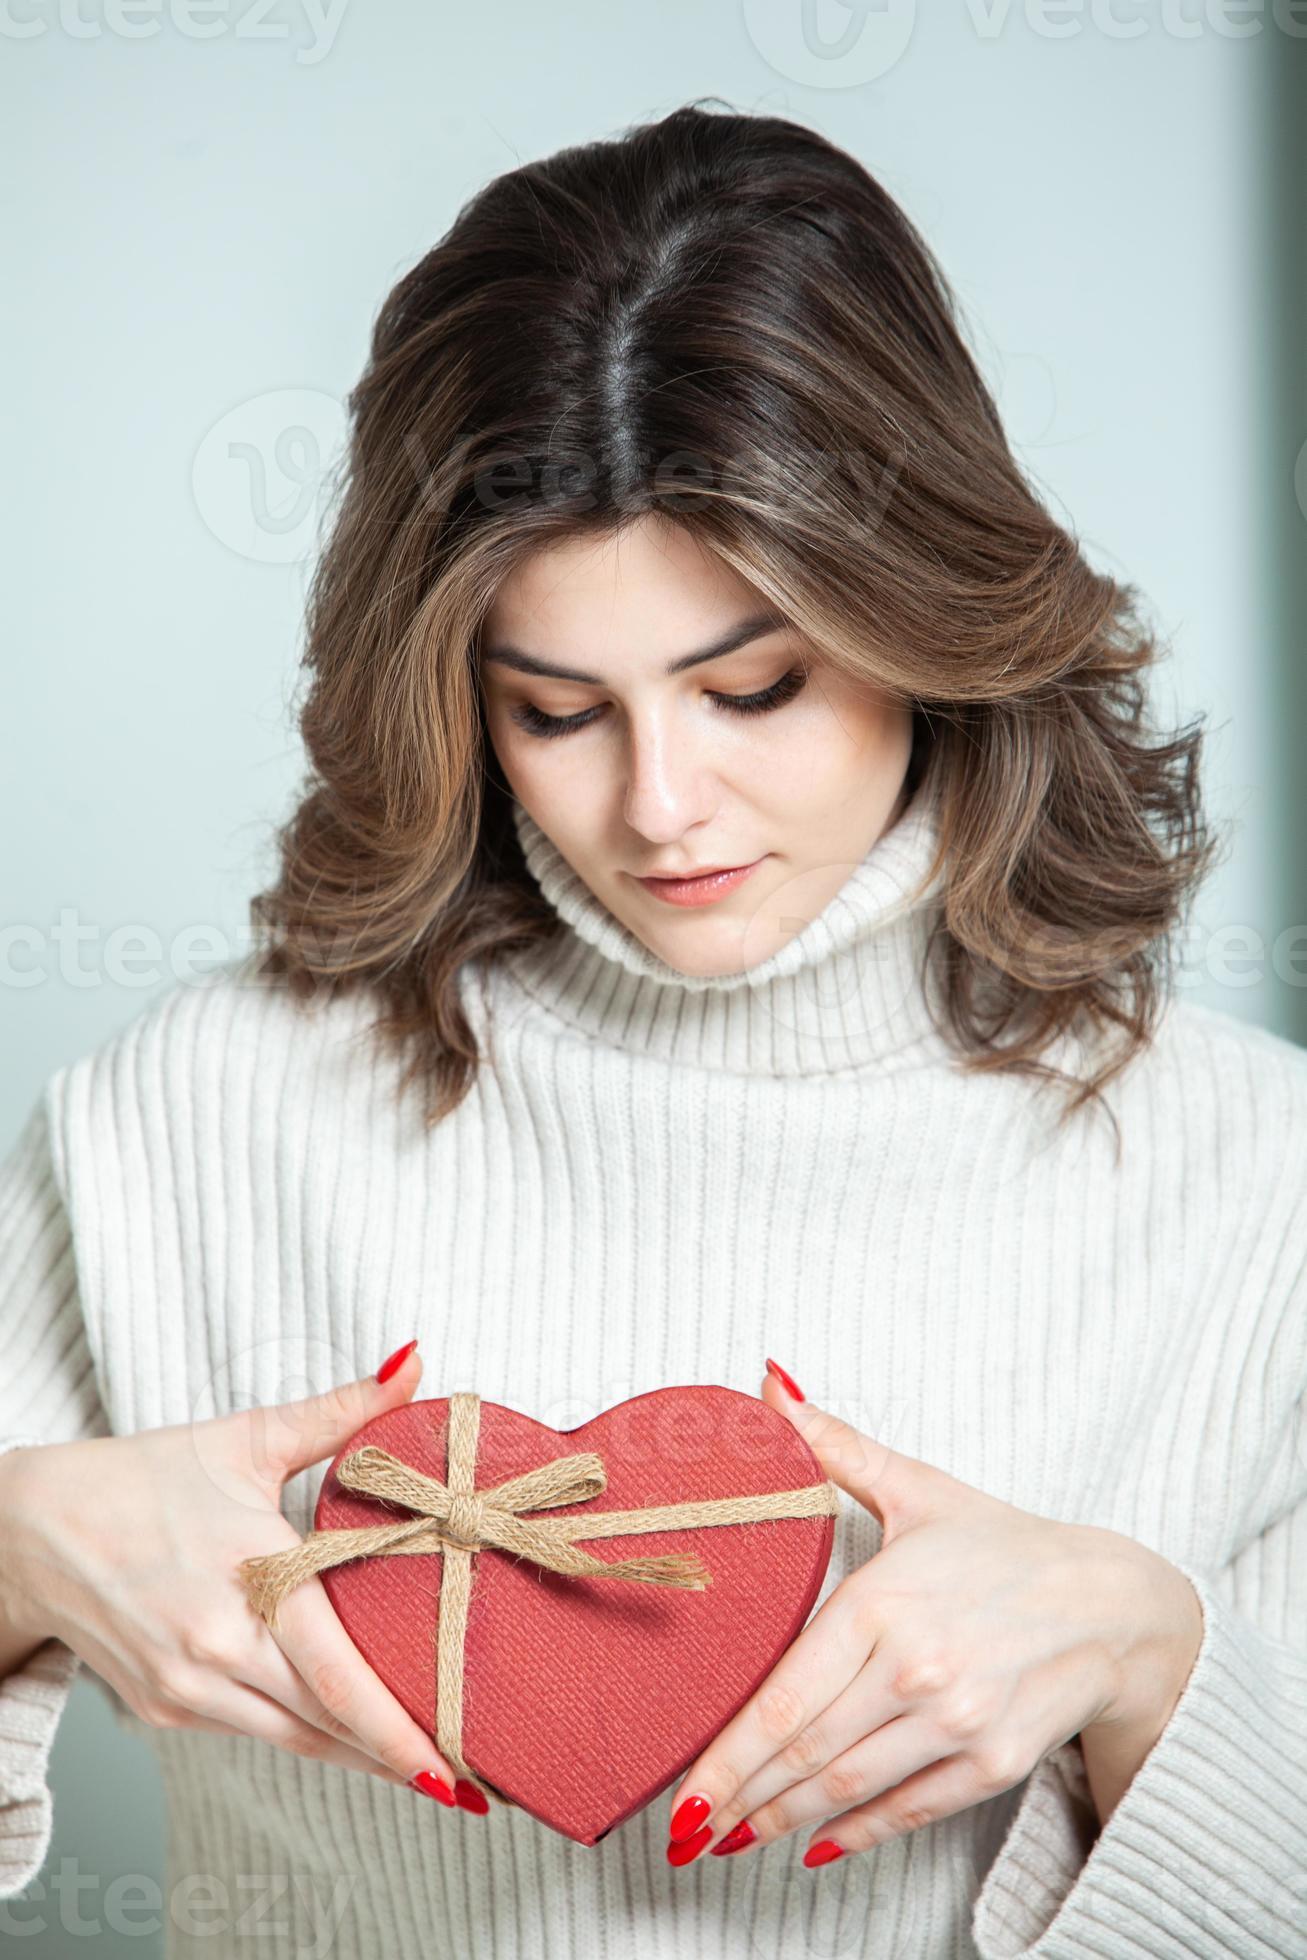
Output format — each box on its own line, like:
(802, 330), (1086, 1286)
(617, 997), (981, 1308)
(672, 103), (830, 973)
(238, 1392), (841, 1811)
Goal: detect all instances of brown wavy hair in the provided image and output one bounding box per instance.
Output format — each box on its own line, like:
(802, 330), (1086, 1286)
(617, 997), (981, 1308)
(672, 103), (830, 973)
(249, 98), (1223, 1151)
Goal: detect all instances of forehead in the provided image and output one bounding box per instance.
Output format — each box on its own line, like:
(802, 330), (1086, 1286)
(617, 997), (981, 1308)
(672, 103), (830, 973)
(482, 518), (759, 652)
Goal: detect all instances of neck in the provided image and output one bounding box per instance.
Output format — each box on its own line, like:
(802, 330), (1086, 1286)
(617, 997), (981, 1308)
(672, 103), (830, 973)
(501, 779), (952, 1078)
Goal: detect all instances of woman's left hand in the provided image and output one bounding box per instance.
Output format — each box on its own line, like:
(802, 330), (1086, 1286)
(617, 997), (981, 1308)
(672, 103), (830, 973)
(663, 1364), (1204, 1868)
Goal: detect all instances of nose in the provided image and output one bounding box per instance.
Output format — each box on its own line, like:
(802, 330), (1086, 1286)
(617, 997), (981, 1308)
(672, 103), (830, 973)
(620, 706), (718, 843)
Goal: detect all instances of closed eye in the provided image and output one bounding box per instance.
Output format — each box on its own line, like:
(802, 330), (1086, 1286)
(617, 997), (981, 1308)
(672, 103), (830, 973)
(508, 666), (808, 741)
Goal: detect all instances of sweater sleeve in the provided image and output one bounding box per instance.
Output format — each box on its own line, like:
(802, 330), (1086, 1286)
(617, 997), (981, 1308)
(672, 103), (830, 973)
(0, 1088), (111, 1900)
(971, 1401), (1307, 1957)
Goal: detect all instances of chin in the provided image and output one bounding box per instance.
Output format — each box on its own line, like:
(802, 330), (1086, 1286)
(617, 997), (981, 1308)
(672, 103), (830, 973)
(631, 923), (762, 981)
(663, 950), (751, 980)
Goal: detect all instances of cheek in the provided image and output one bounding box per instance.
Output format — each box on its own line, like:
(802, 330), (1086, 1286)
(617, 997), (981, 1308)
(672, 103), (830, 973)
(749, 693), (907, 822)
(495, 740), (606, 860)
(743, 696), (862, 798)
(501, 738), (585, 813)
(801, 685), (911, 771)
(486, 707), (563, 801)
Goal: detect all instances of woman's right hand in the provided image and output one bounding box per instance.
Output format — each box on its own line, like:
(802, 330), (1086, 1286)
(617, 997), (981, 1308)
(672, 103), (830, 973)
(0, 1341), (474, 1811)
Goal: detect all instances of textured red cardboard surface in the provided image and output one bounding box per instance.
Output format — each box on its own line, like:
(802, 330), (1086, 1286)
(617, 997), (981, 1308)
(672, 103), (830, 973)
(314, 1385), (836, 1844)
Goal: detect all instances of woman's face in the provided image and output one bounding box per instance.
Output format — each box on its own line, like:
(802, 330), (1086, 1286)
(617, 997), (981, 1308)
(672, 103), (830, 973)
(478, 515), (914, 978)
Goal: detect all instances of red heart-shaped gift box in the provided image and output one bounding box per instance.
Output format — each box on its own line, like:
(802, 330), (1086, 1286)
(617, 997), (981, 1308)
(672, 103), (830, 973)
(313, 1385), (837, 1844)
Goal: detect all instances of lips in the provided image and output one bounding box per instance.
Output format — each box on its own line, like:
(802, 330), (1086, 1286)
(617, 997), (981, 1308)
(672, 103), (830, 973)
(643, 864), (747, 880)
(634, 857), (768, 908)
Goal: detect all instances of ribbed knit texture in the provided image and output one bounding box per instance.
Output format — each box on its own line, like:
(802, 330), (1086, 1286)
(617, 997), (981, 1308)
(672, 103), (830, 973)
(1, 773), (1305, 1957)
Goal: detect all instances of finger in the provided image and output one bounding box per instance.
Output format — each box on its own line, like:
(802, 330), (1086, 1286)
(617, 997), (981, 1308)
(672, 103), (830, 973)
(269, 1576), (465, 1796)
(234, 1622), (412, 1762)
(702, 1654), (907, 1843)
(61, 1632), (421, 1791)
(730, 1713), (952, 1850)
(798, 1744), (1027, 1864)
(721, 1653), (1077, 1860)
(759, 1367), (950, 1533)
(233, 1342), (426, 1491)
(789, 1671), (1079, 1864)
(78, 1626), (426, 1788)
(153, 1682), (418, 1787)
(665, 1584), (873, 1846)
(228, 1559), (431, 1771)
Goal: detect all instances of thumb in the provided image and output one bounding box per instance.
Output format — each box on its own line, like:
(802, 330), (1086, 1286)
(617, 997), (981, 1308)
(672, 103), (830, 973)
(760, 1357), (948, 1538)
(246, 1338), (425, 1487)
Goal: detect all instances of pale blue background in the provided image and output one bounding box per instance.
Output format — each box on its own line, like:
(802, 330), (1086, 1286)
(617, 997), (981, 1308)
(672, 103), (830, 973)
(3, 5), (1305, 1951)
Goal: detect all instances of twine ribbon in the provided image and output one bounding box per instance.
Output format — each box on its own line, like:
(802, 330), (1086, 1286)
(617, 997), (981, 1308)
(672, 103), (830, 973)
(238, 1391), (841, 1810)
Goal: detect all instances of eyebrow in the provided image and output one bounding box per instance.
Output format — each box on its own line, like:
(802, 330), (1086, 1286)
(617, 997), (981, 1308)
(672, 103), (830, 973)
(480, 610), (790, 685)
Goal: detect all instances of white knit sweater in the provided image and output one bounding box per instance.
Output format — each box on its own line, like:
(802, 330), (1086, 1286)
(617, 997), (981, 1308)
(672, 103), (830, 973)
(2, 774), (1306, 1958)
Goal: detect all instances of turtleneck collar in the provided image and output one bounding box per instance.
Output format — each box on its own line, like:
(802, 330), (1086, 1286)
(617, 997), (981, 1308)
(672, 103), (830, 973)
(499, 775), (953, 1077)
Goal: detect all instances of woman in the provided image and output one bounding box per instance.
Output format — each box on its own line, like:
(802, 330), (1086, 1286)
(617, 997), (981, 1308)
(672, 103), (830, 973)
(1, 100), (1303, 1959)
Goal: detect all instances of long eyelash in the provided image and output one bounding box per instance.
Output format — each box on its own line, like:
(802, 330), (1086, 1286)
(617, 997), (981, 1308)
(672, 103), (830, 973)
(722, 666), (807, 717)
(510, 666), (808, 741)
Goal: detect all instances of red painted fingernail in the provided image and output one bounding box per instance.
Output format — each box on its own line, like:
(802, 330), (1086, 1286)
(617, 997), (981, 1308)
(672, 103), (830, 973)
(376, 1338), (418, 1384)
(803, 1838), (846, 1867)
(409, 1770), (456, 1806)
(711, 1820), (757, 1856)
(765, 1357), (804, 1402)
(669, 1792), (712, 1841)
(454, 1777), (489, 1814)
(666, 1822), (713, 1865)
